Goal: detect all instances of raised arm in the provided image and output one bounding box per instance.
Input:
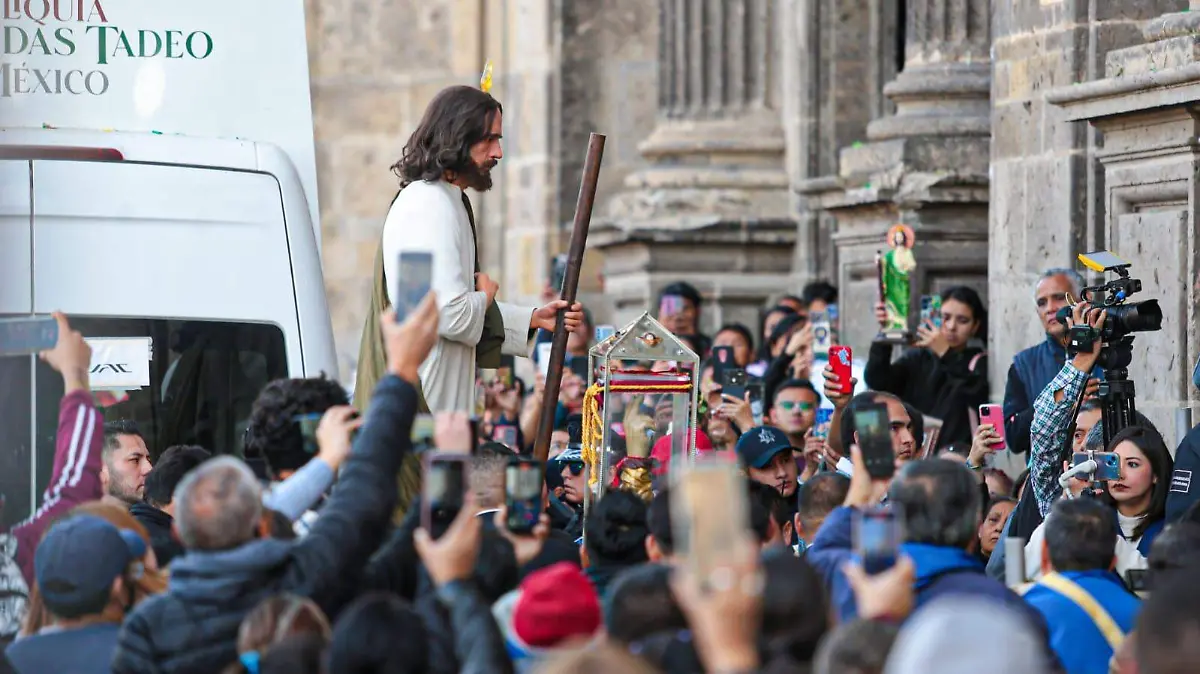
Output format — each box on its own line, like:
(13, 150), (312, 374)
(1029, 303), (1105, 517)
(11, 314), (103, 587)
(283, 295), (439, 609)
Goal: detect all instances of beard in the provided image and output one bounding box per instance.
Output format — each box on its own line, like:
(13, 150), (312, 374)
(457, 159), (496, 192)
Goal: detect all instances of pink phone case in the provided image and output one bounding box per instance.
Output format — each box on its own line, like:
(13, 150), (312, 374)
(979, 404), (1007, 449)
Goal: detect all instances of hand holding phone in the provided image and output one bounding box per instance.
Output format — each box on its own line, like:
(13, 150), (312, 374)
(829, 346), (854, 396)
(854, 403), (895, 480)
(422, 454), (470, 537)
(1073, 451), (1121, 481)
(493, 424), (519, 449)
(977, 404), (1007, 450)
(671, 457), (756, 593)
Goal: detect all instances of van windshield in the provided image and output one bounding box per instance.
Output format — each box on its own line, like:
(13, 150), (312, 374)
(0, 317), (286, 526)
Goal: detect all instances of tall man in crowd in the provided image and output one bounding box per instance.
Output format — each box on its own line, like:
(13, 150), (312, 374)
(353, 84), (582, 517)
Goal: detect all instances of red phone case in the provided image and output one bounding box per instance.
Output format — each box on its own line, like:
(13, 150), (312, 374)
(830, 346), (853, 395)
(979, 404), (1007, 449)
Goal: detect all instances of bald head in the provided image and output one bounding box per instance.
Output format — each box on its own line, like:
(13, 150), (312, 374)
(174, 456), (263, 551)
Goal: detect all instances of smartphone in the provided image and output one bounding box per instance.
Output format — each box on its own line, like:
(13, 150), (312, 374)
(920, 295), (943, 329)
(978, 404), (1007, 450)
(595, 324), (616, 343)
(294, 412), (361, 455)
(854, 506), (901, 575)
(811, 312), (833, 358)
(660, 294), (684, 317)
(0, 316), (58, 357)
(506, 457), (544, 534)
(1073, 451), (1121, 481)
(1126, 568), (1148, 593)
(493, 424), (518, 448)
(294, 413), (323, 455)
(411, 414), (436, 446)
(549, 254), (568, 293)
(829, 345), (853, 395)
(854, 402), (895, 480)
(496, 354), (515, 389)
(422, 454), (470, 536)
(722, 368), (747, 402)
(747, 381), (764, 426)
(671, 457), (756, 590)
(813, 407), (834, 441)
(394, 251), (434, 323)
(712, 346), (736, 370)
(567, 355), (590, 381)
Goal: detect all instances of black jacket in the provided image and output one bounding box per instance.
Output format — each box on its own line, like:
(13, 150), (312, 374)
(129, 503), (183, 568)
(111, 375), (418, 674)
(865, 343), (989, 449)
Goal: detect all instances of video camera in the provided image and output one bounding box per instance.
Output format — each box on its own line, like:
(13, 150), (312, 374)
(1058, 251), (1162, 370)
(1056, 251), (1162, 448)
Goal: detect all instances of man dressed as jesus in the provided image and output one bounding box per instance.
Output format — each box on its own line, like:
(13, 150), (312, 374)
(377, 84), (583, 412)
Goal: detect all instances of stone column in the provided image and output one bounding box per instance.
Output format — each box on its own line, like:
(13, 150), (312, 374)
(593, 0), (794, 334)
(805, 0), (991, 355)
(1048, 0), (1200, 446)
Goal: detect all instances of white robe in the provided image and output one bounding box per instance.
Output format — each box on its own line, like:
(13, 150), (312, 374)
(382, 180), (535, 412)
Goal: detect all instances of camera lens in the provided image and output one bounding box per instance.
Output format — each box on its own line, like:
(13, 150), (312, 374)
(1106, 299), (1162, 339)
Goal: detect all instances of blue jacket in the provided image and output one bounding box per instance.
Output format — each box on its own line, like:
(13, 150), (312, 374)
(6, 623), (120, 674)
(1166, 423), (1200, 522)
(1022, 570), (1139, 674)
(808, 507), (1048, 629)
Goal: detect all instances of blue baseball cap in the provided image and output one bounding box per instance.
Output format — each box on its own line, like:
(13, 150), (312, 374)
(735, 426), (794, 469)
(35, 514), (146, 616)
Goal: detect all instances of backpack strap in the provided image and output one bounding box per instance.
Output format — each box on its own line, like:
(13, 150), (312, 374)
(1037, 572), (1125, 652)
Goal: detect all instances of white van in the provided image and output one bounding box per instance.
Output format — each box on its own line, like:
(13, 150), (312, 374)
(0, 1), (336, 522)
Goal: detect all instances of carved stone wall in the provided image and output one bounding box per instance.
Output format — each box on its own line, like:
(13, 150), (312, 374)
(594, 0), (795, 334)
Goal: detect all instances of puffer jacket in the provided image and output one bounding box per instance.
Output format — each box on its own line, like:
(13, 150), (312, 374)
(111, 375), (418, 674)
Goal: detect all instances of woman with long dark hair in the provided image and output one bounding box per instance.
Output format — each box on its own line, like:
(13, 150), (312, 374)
(865, 285), (990, 449)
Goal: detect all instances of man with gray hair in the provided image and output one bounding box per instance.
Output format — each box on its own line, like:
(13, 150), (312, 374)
(1002, 268), (1100, 458)
(111, 295), (441, 674)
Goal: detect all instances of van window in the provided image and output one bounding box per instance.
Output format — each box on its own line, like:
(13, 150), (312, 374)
(0, 317), (286, 526)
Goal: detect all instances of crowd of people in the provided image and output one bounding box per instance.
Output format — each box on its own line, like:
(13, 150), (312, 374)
(4, 84), (1200, 674)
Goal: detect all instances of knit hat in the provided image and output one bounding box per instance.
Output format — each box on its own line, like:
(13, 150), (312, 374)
(510, 562), (601, 648)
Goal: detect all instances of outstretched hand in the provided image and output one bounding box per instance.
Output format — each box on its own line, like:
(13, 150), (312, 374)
(40, 312), (91, 393)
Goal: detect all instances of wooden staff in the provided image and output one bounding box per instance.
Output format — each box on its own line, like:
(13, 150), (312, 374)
(533, 133), (606, 462)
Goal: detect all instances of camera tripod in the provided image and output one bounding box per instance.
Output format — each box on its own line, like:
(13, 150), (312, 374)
(1097, 367), (1139, 449)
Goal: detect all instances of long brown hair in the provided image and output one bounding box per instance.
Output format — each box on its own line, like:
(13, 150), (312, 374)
(391, 85), (502, 188)
(20, 500), (168, 636)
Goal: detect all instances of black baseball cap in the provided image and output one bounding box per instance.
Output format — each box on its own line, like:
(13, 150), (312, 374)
(735, 426), (794, 469)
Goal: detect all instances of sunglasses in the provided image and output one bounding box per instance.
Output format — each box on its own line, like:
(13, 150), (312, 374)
(562, 461), (585, 476)
(777, 401), (815, 412)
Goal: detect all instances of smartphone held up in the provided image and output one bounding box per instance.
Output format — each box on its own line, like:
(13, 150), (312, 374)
(978, 404), (1007, 450)
(505, 457), (544, 534)
(394, 251), (434, 323)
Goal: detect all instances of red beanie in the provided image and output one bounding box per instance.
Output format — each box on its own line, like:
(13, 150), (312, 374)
(651, 429), (714, 475)
(511, 562), (601, 648)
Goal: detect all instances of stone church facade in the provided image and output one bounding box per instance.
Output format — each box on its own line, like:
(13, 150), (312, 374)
(309, 0), (1200, 445)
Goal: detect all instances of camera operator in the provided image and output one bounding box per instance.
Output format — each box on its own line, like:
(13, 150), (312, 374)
(1002, 269), (1100, 460)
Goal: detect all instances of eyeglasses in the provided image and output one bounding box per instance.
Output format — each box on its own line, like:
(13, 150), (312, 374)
(777, 401), (815, 412)
(563, 461), (585, 476)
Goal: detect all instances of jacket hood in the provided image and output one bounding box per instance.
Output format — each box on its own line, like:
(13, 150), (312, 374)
(903, 542), (985, 590)
(167, 538), (293, 603)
